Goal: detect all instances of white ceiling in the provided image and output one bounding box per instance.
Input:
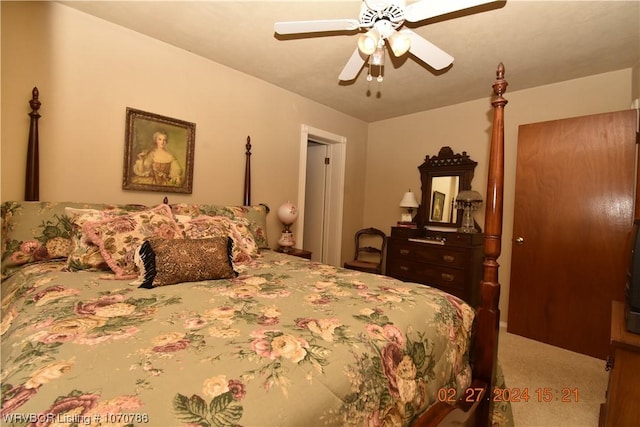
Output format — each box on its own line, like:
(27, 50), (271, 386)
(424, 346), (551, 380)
(61, 0), (640, 122)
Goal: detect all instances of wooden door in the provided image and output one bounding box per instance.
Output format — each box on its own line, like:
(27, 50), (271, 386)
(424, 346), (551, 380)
(304, 141), (328, 262)
(508, 110), (637, 359)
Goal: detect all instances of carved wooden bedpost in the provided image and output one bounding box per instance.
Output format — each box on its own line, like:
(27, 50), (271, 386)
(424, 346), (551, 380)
(25, 87), (41, 201)
(475, 63), (508, 427)
(244, 136), (252, 206)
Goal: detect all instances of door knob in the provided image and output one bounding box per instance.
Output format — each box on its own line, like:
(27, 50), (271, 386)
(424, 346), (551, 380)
(515, 237), (525, 245)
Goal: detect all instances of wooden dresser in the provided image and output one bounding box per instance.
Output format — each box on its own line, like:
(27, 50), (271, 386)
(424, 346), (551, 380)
(385, 226), (484, 306)
(599, 300), (640, 427)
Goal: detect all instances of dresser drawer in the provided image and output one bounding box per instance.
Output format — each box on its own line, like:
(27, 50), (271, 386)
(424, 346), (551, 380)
(387, 258), (466, 290)
(389, 241), (467, 269)
(386, 232), (484, 307)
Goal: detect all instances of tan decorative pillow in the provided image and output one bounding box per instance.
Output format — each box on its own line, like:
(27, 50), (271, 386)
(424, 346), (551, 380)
(135, 237), (237, 288)
(170, 203), (270, 248)
(177, 215), (258, 263)
(82, 204), (182, 279)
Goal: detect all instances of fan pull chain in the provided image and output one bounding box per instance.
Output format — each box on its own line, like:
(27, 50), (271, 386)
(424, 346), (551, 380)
(366, 59), (384, 83)
(365, 56), (383, 97)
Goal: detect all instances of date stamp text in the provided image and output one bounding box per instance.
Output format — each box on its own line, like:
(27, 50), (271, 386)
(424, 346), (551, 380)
(437, 386), (580, 403)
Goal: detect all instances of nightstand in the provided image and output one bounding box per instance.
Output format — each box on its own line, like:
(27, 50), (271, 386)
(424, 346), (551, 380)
(276, 247), (312, 260)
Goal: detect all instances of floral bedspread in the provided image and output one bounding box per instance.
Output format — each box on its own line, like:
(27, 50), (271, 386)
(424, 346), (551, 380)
(1, 251), (512, 426)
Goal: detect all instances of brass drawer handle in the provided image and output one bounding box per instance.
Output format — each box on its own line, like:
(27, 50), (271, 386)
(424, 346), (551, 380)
(441, 273), (455, 282)
(400, 249), (410, 256)
(442, 255), (455, 263)
(400, 266), (410, 271)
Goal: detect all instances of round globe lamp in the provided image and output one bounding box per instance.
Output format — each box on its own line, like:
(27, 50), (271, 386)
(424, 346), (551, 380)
(277, 202), (298, 251)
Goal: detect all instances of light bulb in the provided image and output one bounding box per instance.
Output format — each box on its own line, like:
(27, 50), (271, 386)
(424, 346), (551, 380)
(357, 29), (380, 55)
(388, 30), (411, 57)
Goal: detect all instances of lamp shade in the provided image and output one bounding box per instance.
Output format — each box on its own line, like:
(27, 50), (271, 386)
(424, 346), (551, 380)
(456, 190), (483, 203)
(399, 190), (419, 208)
(358, 28), (380, 55)
(277, 202), (298, 225)
(388, 30), (411, 57)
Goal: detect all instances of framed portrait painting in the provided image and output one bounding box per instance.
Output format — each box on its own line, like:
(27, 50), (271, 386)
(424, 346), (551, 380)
(431, 191), (445, 222)
(123, 108), (195, 194)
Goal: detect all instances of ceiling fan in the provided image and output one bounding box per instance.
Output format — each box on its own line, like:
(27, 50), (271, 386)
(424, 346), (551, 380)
(274, 0), (499, 81)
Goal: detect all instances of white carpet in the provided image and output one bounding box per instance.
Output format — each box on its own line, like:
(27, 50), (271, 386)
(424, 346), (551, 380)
(498, 327), (609, 427)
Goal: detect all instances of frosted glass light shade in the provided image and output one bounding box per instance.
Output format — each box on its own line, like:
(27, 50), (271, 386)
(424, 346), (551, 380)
(277, 202), (298, 225)
(456, 190), (483, 203)
(358, 29), (380, 55)
(388, 30), (411, 57)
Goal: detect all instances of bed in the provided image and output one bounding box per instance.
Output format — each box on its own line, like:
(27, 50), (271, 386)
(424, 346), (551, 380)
(1, 65), (512, 427)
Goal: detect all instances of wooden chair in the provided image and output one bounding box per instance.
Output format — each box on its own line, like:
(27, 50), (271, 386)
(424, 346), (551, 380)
(343, 227), (387, 274)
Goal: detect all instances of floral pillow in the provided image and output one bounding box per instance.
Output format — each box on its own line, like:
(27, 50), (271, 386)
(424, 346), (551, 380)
(1, 201), (101, 274)
(177, 215), (258, 264)
(135, 237), (237, 288)
(170, 203), (269, 248)
(82, 204), (182, 279)
(65, 206), (147, 271)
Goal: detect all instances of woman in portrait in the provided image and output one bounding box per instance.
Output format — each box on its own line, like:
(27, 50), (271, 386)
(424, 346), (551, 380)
(132, 130), (183, 186)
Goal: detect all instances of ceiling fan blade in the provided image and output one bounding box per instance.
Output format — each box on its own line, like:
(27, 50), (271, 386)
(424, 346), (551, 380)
(405, 30), (454, 70)
(339, 47), (368, 81)
(405, 0), (499, 22)
(274, 19), (360, 35)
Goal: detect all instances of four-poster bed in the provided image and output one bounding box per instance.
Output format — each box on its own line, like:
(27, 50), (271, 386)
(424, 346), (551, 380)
(2, 65), (510, 427)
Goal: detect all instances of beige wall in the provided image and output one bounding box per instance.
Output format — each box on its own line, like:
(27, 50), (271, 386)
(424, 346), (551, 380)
(365, 68), (635, 321)
(0, 1), (369, 258)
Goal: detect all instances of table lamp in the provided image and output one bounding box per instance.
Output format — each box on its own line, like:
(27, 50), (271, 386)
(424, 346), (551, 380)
(399, 189), (419, 223)
(277, 201), (298, 251)
(455, 190), (483, 233)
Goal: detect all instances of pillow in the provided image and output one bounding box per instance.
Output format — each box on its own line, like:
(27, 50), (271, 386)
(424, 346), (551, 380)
(170, 203), (270, 248)
(65, 206), (147, 271)
(83, 204), (182, 279)
(1, 201), (106, 273)
(178, 215), (258, 263)
(135, 237), (237, 288)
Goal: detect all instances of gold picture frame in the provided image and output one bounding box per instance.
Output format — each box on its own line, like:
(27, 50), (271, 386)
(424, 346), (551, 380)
(123, 108), (195, 194)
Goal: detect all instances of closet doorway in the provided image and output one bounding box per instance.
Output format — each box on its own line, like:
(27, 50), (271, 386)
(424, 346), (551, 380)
(297, 125), (346, 266)
(507, 109), (637, 359)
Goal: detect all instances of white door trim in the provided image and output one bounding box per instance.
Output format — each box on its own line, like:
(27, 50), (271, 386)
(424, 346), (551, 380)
(297, 125), (346, 266)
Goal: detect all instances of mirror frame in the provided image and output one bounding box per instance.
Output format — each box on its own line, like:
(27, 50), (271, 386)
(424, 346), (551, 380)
(417, 146), (478, 229)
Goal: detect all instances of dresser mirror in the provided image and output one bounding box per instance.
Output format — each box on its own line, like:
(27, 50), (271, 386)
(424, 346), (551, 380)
(418, 146), (477, 229)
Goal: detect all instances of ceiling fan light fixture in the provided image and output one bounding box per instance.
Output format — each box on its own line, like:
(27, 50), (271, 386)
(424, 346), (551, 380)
(275, 0), (486, 82)
(388, 30), (411, 57)
(357, 28), (380, 55)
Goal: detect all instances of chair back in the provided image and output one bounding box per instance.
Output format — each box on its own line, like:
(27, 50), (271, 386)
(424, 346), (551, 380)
(351, 227), (387, 273)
